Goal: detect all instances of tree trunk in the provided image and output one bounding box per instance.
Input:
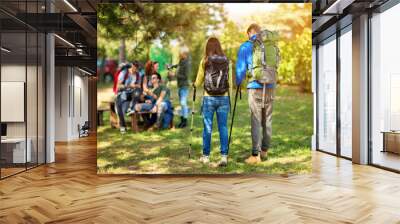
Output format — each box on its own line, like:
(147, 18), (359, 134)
(119, 38), (126, 63)
(146, 46), (150, 60)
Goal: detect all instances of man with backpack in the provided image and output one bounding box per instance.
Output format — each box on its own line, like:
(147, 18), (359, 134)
(236, 23), (280, 164)
(115, 62), (141, 134)
(140, 73), (173, 131)
(126, 61), (144, 115)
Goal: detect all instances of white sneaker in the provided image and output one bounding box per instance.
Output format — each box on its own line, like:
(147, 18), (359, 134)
(218, 155), (228, 167)
(199, 155), (210, 164)
(126, 108), (135, 116)
(120, 127), (126, 134)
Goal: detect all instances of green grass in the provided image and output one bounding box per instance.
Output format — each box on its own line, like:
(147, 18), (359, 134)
(97, 84), (312, 174)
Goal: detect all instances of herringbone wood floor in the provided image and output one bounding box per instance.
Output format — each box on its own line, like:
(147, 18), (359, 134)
(1, 136), (400, 224)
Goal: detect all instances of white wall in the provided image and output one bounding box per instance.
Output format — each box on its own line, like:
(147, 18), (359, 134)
(1, 65), (26, 132)
(1, 65), (26, 145)
(55, 67), (69, 141)
(1, 63), (46, 164)
(54, 66), (89, 141)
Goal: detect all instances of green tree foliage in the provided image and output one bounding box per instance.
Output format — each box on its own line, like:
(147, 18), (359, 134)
(149, 44), (172, 76)
(278, 28), (312, 92)
(98, 3), (223, 63)
(98, 3), (312, 92)
(244, 3), (312, 92)
(220, 21), (246, 59)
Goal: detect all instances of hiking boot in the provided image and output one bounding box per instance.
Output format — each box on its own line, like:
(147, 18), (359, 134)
(260, 150), (268, 160)
(180, 118), (187, 128)
(199, 155), (210, 164)
(218, 155), (228, 167)
(120, 127), (127, 134)
(245, 154), (261, 164)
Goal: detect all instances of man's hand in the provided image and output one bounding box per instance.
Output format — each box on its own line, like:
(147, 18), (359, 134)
(130, 83), (140, 89)
(118, 85), (125, 92)
(145, 99), (152, 104)
(146, 90), (157, 100)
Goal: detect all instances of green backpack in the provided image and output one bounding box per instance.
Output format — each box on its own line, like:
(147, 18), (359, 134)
(249, 29), (280, 84)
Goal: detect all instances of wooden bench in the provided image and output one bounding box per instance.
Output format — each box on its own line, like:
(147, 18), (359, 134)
(99, 101), (119, 129)
(108, 101), (119, 128)
(97, 109), (107, 126)
(101, 100), (175, 132)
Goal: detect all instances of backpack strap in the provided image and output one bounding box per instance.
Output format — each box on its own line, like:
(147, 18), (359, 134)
(254, 37), (267, 68)
(123, 69), (129, 84)
(134, 72), (140, 85)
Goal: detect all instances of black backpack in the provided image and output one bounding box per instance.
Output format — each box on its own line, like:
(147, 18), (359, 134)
(204, 55), (229, 95)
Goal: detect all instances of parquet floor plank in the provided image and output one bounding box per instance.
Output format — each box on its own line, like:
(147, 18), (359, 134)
(0, 136), (399, 223)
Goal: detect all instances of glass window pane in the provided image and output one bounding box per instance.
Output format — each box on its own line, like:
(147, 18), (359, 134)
(340, 28), (352, 158)
(318, 36), (337, 154)
(27, 31), (38, 169)
(38, 32), (45, 165)
(1, 0), (46, 178)
(1, 31), (27, 177)
(371, 4), (400, 171)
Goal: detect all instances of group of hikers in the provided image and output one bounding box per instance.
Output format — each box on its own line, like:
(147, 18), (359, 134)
(113, 48), (191, 133)
(113, 23), (280, 167)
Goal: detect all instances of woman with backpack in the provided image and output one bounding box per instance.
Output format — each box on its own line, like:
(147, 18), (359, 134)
(194, 37), (233, 167)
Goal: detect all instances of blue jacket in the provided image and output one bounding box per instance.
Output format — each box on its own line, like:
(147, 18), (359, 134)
(235, 35), (274, 89)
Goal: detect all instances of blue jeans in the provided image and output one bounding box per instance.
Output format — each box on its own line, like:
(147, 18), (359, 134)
(116, 95), (130, 128)
(201, 96), (230, 156)
(178, 87), (189, 118)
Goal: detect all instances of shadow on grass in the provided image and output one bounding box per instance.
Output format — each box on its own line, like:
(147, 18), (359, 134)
(97, 85), (312, 174)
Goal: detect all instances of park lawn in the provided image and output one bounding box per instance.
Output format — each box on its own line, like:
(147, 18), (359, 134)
(97, 84), (312, 174)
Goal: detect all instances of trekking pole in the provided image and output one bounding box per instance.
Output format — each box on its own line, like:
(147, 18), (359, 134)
(189, 86), (196, 158)
(228, 85), (240, 145)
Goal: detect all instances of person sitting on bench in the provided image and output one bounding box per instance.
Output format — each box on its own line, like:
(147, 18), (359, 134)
(126, 61), (143, 115)
(135, 73), (173, 131)
(116, 62), (141, 134)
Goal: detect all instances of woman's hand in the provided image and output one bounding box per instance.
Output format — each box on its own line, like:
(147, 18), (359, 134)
(151, 105), (157, 113)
